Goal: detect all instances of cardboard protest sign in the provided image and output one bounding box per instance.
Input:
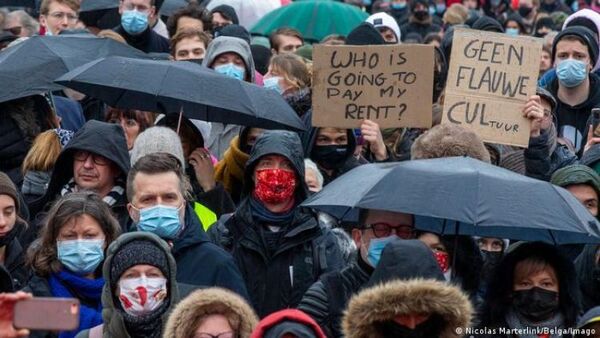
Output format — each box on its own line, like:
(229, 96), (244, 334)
(312, 44), (434, 129)
(442, 28), (542, 147)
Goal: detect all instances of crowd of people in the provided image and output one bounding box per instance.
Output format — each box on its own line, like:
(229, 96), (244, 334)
(2, 0), (600, 337)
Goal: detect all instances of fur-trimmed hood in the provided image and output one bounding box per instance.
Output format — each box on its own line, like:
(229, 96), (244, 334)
(343, 279), (473, 338)
(163, 287), (258, 338)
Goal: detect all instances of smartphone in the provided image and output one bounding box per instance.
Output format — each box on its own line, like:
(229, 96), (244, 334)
(593, 108), (600, 138)
(13, 297), (80, 331)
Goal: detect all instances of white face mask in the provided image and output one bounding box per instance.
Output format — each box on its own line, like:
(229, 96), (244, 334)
(118, 276), (167, 316)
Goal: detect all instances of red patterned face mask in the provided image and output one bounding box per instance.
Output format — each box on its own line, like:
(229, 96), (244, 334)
(434, 251), (450, 273)
(254, 169), (297, 204)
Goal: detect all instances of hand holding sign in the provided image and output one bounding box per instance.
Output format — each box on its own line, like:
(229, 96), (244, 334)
(361, 119), (388, 161)
(442, 28), (543, 147)
(522, 95), (544, 138)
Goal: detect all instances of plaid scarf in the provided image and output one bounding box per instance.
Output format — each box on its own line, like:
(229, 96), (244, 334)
(61, 178), (125, 206)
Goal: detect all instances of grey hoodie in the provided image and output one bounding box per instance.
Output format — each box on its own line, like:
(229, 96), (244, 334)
(76, 232), (179, 338)
(202, 36), (256, 159)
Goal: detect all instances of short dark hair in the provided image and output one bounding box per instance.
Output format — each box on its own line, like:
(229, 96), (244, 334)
(170, 28), (212, 56)
(269, 27), (304, 51)
(166, 3), (212, 38)
(126, 152), (191, 202)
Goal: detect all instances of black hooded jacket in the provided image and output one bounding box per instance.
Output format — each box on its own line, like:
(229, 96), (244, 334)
(299, 239), (443, 338)
(208, 131), (344, 318)
(26, 121), (131, 247)
(479, 242), (581, 333)
(575, 244), (600, 312)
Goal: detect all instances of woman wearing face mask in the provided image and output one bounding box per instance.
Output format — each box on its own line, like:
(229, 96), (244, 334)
(263, 54), (312, 118)
(479, 242), (581, 337)
(504, 14), (527, 36)
(475, 237), (509, 300)
(25, 192), (121, 338)
(76, 232), (180, 338)
(417, 232), (483, 302)
(0, 172), (29, 291)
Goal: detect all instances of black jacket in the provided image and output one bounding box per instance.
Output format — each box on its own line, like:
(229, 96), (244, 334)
(208, 131), (344, 317)
(546, 73), (600, 153)
(400, 18), (442, 40)
(26, 121), (131, 247)
(524, 128), (577, 181)
(114, 25), (170, 54)
(298, 255), (373, 338)
(3, 231), (28, 291)
(574, 244), (600, 313)
(479, 242), (581, 335)
(169, 203), (249, 299)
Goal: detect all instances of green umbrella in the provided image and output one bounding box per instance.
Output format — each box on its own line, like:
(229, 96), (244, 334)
(250, 0), (368, 43)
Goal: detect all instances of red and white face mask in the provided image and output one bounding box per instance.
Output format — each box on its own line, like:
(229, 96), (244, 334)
(118, 276), (167, 316)
(253, 168), (297, 204)
(434, 251), (450, 273)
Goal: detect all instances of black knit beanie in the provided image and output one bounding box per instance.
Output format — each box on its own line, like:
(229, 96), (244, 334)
(110, 239), (169, 287)
(0, 172), (19, 213)
(346, 22), (385, 46)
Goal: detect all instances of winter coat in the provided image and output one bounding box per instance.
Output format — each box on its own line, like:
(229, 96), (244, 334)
(574, 244), (600, 312)
(208, 131), (344, 317)
(545, 73), (600, 153)
(524, 128), (577, 181)
(581, 144), (600, 169)
(76, 232), (179, 338)
(284, 88), (312, 118)
(342, 279), (473, 338)
(479, 242), (581, 335)
(163, 287), (259, 338)
(113, 25), (170, 54)
(2, 226), (29, 291)
(202, 37), (256, 159)
(298, 256), (372, 338)
(250, 309), (327, 338)
(400, 16), (442, 40)
(26, 121), (131, 248)
(168, 203), (249, 299)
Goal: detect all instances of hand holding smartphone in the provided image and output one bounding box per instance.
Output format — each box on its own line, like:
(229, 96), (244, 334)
(592, 108), (600, 138)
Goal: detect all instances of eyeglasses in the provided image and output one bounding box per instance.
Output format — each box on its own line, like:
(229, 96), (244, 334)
(48, 12), (79, 22)
(194, 332), (236, 338)
(121, 2), (151, 13)
(366, 223), (416, 239)
(3, 26), (21, 35)
(73, 151), (111, 166)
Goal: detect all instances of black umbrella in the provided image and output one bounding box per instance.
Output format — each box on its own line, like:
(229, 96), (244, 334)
(0, 35), (148, 103)
(160, 0), (190, 16)
(302, 157), (600, 245)
(80, 0), (119, 12)
(0, 0), (35, 7)
(55, 56), (306, 131)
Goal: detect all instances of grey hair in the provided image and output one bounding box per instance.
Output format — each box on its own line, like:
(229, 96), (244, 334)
(7, 10), (39, 36)
(304, 158), (324, 190)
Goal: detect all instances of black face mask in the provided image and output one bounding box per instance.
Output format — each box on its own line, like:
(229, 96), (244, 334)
(0, 226), (18, 247)
(414, 10), (429, 20)
(518, 5), (533, 17)
(512, 287), (559, 322)
(376, 316), (444, 338)
(185, 58), (204, 65)
(311, 145), (348, 170)
(481, 250), (503, 281)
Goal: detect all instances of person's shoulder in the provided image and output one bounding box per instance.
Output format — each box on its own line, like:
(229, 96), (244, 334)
(187, 238), (234, 263)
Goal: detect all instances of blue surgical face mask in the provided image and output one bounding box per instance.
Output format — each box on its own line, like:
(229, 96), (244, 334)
(263, 76), (284, 94)
(135, 204), (184, 239)
(121, 10), (149, 35)
(366, 235), (398, 266)
(505, 28), (520, 36)
(57, 239), (105, 274)
(214, 63), (246, 81)
(557, 59), (588, 88)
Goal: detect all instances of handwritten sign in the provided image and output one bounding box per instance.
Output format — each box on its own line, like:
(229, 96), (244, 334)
(442, 28), (542, 147)
(312, 44), (434, 128)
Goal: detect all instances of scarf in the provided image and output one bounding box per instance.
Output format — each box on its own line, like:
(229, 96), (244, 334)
(249, 197), (295, 226)
(505, 308), (565, 338)
(61, 178), (125, 206)
(214, 136), (249, 201)
(48, 270), (104, 338)
(120, 299), (169, 338)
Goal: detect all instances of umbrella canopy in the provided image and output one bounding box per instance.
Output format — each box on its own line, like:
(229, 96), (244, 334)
(0, 0), (35, 7)
(207, 0), (282, 29)
(250, 0), (368, 43)
(302, 157), (600, 245)
(80, 0), (119, 11)
(0, 35), (148, 103)
(55, 56), (306, 131)
(159, 0), (190, 16)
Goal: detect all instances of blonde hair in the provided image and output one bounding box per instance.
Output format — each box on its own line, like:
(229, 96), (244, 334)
(22, 130), (62, 173)
(270, 54), (312, 90)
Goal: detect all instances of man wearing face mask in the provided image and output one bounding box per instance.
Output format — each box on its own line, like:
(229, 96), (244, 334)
(202, 36), (256, 159)
(298, 209), (415, 338)
(114, 0), (170, 54)
(76, 232), (179, 338)
(208, 131), (344, 318)
(126, 153), (249, 299)
(400, 0), (442, 41)
(545, 26), (600, 154)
